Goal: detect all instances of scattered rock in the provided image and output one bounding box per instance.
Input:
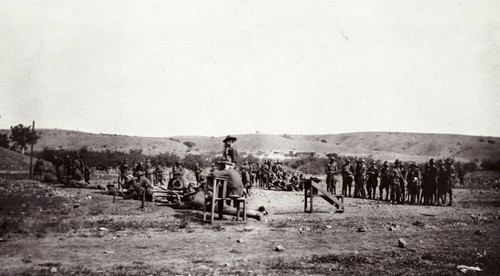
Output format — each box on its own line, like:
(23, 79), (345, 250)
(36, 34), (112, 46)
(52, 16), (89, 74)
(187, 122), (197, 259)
(398, 238), (408, 248)
(325, 225), (333, 229)
(474, 230), (485, 236)
(50, 267), (57, 273)
(388, 226), (397, 231)
(456, 265), (482, 273)
(99, 227), (109, 232)
(104, 250), (114, 254)
(236, 239), (242, 243)
(224, 262), (230, 267)
(357, 227), (367, 232)
(412, 221), (424, 226)
(73, 203), (80, 208)
(275, 245), (285, 252)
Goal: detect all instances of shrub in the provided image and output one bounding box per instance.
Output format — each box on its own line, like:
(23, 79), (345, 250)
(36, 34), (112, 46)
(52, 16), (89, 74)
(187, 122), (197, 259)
(183, 141), (196, 148)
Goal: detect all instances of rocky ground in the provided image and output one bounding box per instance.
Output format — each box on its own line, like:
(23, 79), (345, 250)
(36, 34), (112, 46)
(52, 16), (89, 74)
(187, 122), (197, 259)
(0, 177), (499, 275)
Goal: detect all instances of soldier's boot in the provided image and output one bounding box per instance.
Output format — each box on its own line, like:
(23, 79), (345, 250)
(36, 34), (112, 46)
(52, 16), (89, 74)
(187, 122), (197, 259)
(447, 190), (453, 206)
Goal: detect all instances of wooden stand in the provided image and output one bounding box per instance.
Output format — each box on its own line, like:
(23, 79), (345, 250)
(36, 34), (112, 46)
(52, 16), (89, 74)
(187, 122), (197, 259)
(304, 177), (345, 213)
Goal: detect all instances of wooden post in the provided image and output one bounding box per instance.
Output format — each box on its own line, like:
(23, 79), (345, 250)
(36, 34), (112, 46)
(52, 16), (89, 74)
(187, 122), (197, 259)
(141, 190), (145, 209)
(304, 181), (307, 212)
(29, 120), (35, 179)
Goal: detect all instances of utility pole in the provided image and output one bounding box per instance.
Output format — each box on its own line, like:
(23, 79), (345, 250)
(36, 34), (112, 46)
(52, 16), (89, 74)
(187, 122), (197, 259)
(29, 120), (35, 179)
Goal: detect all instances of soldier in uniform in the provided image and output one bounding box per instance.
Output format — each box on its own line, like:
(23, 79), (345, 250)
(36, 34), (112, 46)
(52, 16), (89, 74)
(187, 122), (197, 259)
(240, 161), (252, 196)
(407, 162), (421, 204)
(169, 161), (185, 190)
(119, 158), (128, 184)
(72, 151), (85, 181)
(438, 158), (456, 206)
(63, 154), (72, 178)
(222, 135), (238, 166)
(144, 158), (152, 181)
(389, 159), (403, 204)
(33, 158), (44, 180)
(354, 159), (367, 198)
(399, 162), (407, 203)
(366, 161), (379, 199)
(341, 158), (354, 197)
(194, 162), (202, 183)
(325, 155), (338, 194)
(379, 161), (390, 201)
(261, 162), (271, 189)
(51, 155), (62, 182)
(425, 159), (439, 205)
(153, 165), (164, 185)
(83, 162), (91, 184)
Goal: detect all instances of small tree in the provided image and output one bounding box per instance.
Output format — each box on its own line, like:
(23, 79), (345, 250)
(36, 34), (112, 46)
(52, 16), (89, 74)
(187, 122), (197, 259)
(0, 133), (9, 149)
(10, 124), (40, 154)
(183, 141), (196, 148)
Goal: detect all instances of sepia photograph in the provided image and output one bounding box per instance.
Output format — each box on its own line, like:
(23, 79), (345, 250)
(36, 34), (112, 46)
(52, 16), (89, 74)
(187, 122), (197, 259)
(1, 1), (499, 275)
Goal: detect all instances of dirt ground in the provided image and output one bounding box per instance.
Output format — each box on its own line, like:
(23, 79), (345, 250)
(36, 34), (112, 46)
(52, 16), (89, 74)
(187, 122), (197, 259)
(1, 177), (499, 275)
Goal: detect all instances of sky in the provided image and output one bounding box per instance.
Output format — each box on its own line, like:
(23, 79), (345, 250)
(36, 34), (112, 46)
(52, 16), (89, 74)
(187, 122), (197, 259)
(1, 0), (499, 137)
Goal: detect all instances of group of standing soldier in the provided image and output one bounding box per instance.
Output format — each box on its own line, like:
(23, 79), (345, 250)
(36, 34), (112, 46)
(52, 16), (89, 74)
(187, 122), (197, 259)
(326, 156), (456, 206)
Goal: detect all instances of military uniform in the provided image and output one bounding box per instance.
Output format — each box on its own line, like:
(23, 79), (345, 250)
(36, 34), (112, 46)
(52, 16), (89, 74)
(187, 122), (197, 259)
(222, 135), (238, 165)
(194, 164), (202, 182)
(341, 160), (354, 197)
(424, 160), (439, 205)
(366, 162), (379, 199)
(354, 159), (367, 198)
(379, 162), (390, 201)
(407, 162), (421, 204)
(399, 164), (407, 203)
(325, 158), (338, 194)
(389, 160), (404, 203)
(169, 162), (185, 190)
(438, 158), (455, 206)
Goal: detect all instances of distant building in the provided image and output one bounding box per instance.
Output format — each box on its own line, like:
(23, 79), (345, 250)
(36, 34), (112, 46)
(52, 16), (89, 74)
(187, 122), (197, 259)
(295, 152), (316, 158)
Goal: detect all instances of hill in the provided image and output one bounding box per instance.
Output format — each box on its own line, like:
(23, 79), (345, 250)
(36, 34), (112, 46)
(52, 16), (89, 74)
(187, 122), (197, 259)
(1, 129), (499, 162)
(0, 147), (31, 171)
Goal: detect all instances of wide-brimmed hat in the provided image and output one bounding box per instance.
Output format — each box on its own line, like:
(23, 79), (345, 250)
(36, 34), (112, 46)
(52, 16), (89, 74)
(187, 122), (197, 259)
(409, 162), (417, 167)
(218, 160), (232, 165)
(223, 135), (237, 143)
(394, 159), (401, 165)
(445, 157), (453, 164)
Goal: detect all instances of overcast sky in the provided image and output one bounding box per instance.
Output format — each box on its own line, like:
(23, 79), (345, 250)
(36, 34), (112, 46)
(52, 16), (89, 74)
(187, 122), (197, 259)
(1, 0), (499, 137)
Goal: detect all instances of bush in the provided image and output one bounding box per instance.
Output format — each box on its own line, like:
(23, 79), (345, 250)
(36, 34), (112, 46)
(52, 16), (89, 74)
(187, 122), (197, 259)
(481, 159), (500, 172)
(183, 141), (196, 148)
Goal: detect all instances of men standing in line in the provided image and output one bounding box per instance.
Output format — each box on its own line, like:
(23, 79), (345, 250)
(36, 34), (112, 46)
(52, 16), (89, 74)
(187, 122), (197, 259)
(354, 159), (367, 198)
(366, 161), (379, 199)
(399, 162), (407, 203)
(407, 162), (421, 204)
(325, 155), (338, 195)
(426, 159), (439, 205)
(379, 161), (390, 201)
(438, 158), (456, 206)
(390, 159), (403, 204)
(342, 159), (354, 197)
